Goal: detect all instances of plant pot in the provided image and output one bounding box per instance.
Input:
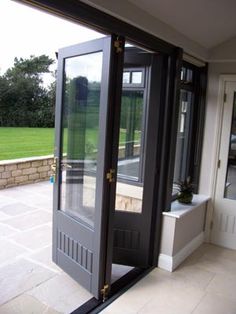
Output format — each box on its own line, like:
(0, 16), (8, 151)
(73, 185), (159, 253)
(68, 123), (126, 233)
(177, 192), (193, 204)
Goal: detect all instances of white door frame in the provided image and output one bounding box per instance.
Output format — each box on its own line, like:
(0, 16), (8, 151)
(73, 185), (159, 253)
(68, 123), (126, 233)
(209, 75), (236, 243)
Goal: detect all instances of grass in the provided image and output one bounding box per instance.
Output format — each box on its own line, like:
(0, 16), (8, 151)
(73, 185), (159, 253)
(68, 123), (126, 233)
(0, 128), (54, 160)
(0, 127), (141, 161)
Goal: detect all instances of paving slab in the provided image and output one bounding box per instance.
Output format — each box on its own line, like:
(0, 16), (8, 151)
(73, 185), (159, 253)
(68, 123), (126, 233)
(0, 258), (56, 305)
(0, 223), (19, 238)
(0, 182), (92, 312)
(0, 238), (30, 266)
(0, 202), (38, 216)
(9, 224), (52, 251)
(0, 294), (60, 314)
(3, 210), (52, 231)
(28, 273), (92, 313)
(27, 245), (61, 273)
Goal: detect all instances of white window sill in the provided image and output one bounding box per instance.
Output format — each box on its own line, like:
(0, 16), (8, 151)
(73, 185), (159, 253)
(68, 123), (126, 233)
(163, 194), (211, 218)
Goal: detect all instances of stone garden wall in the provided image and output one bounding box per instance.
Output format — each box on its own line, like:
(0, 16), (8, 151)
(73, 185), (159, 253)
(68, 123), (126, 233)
(0, 156), (53, 189)
(0, 151), (142, 213)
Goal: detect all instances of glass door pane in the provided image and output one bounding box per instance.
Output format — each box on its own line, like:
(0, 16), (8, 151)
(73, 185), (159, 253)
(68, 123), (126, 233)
(115, 48), (148, 214)
(60, 52), (103, 227)
(173, 89), (193, 184)
(224, 92), (236, 199)
(112, 43), (162, 267)
(117, 90), (144, 181)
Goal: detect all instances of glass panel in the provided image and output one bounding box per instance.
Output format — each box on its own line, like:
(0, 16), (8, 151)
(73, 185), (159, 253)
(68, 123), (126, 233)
(117, 90), (143, 181)
(181, 66), (193, 83)
(224, 93), (236, 199)
(132, 71), (142, 84)
(115, 45), (146, 213)
(173, 90), (193, 188)
(123, 72), (130, 84)
(186, 68), (193, 83)
(60, 52), (103, 227)
(180, 67), (185, 81)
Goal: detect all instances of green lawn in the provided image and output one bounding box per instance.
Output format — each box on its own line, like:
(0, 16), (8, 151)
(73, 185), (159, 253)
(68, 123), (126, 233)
(0, 128), (54, 160)
(0, 127), (141, 161)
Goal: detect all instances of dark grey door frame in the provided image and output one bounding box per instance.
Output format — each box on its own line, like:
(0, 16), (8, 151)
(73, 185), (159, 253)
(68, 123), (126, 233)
(53, 35), (125, 299)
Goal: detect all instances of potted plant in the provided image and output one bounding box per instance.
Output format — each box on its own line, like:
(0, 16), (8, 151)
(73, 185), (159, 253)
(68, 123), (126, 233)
(175, 176), (194, 204)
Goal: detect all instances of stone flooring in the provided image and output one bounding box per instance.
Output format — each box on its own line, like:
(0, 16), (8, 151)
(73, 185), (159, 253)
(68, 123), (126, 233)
(0, 181), (92, 314)
(1, 182), (236, 313)
(101, 243), (236, 314)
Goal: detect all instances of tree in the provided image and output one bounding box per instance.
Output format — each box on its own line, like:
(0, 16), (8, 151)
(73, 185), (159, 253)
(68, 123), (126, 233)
(0, 55), (55, 127)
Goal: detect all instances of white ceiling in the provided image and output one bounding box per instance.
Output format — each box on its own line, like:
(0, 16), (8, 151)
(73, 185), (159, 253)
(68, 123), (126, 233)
(128, 0), (236, 49)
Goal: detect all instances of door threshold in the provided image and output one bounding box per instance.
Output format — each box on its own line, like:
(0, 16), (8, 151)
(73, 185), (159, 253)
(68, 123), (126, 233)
(71, 266), (154, 314)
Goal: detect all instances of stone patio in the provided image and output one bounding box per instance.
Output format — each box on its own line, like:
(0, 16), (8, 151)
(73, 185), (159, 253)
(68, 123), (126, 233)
(1, 181), (236, 314)
(0, 181), (92, 314)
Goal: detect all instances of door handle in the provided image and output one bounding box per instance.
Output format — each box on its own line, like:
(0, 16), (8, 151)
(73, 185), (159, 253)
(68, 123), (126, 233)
(51, 157), (59, 182)
(61, 163), (72, 170)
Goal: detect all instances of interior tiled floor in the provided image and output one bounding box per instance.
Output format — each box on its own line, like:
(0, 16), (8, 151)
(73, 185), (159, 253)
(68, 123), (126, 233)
(0, 181), (92, 314)
(102, 244), (236, 314)
(1, 182), (236, 314)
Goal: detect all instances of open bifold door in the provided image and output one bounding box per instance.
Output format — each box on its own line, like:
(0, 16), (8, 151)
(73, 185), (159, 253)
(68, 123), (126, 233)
(52, 36), (161, 300)
(112, 48), (161, 267)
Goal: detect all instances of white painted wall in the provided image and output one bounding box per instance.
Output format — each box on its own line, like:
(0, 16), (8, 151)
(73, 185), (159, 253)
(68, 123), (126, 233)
(209, 36), (236, 62)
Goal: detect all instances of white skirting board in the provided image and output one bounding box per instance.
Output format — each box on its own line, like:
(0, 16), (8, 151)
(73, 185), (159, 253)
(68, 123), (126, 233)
(158, 232), (205, 272)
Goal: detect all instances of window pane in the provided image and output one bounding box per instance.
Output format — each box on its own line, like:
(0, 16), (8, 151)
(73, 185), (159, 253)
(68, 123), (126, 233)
(173, 90), (193, 184)
(115, 43), (147, 213)
(60, 52), (103, 227)
(132, 71), (142, 84)
(180, 67), (185, 81)
(116, 88), (144, 213)
(181, 66), (193, 83)
(123, 72), (130, 84)
(224, 93), (236, 199)
(117, 90), (143, 181)
(186, 68), (193, 82)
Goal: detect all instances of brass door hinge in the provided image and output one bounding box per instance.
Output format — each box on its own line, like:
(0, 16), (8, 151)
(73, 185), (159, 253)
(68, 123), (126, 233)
(218, 159), (221, 169)
(114, 39), (123, 53)
(106, 169), (115, 183)
(101, 284), (109, 302)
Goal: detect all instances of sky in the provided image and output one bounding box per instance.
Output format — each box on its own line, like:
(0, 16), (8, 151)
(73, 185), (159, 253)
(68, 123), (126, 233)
(0, 0), (104, 84)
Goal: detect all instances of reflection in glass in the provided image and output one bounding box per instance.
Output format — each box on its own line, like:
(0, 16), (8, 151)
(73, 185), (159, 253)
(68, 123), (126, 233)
(173, 90), (193, 184)
(181, 67), (193, 83)
(117, 90), (143, 181)
(60, 52), (103, 227)
(123, 72), (130, 84)
(115, 52), (146, 213)
(224, 93), (236, 199)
